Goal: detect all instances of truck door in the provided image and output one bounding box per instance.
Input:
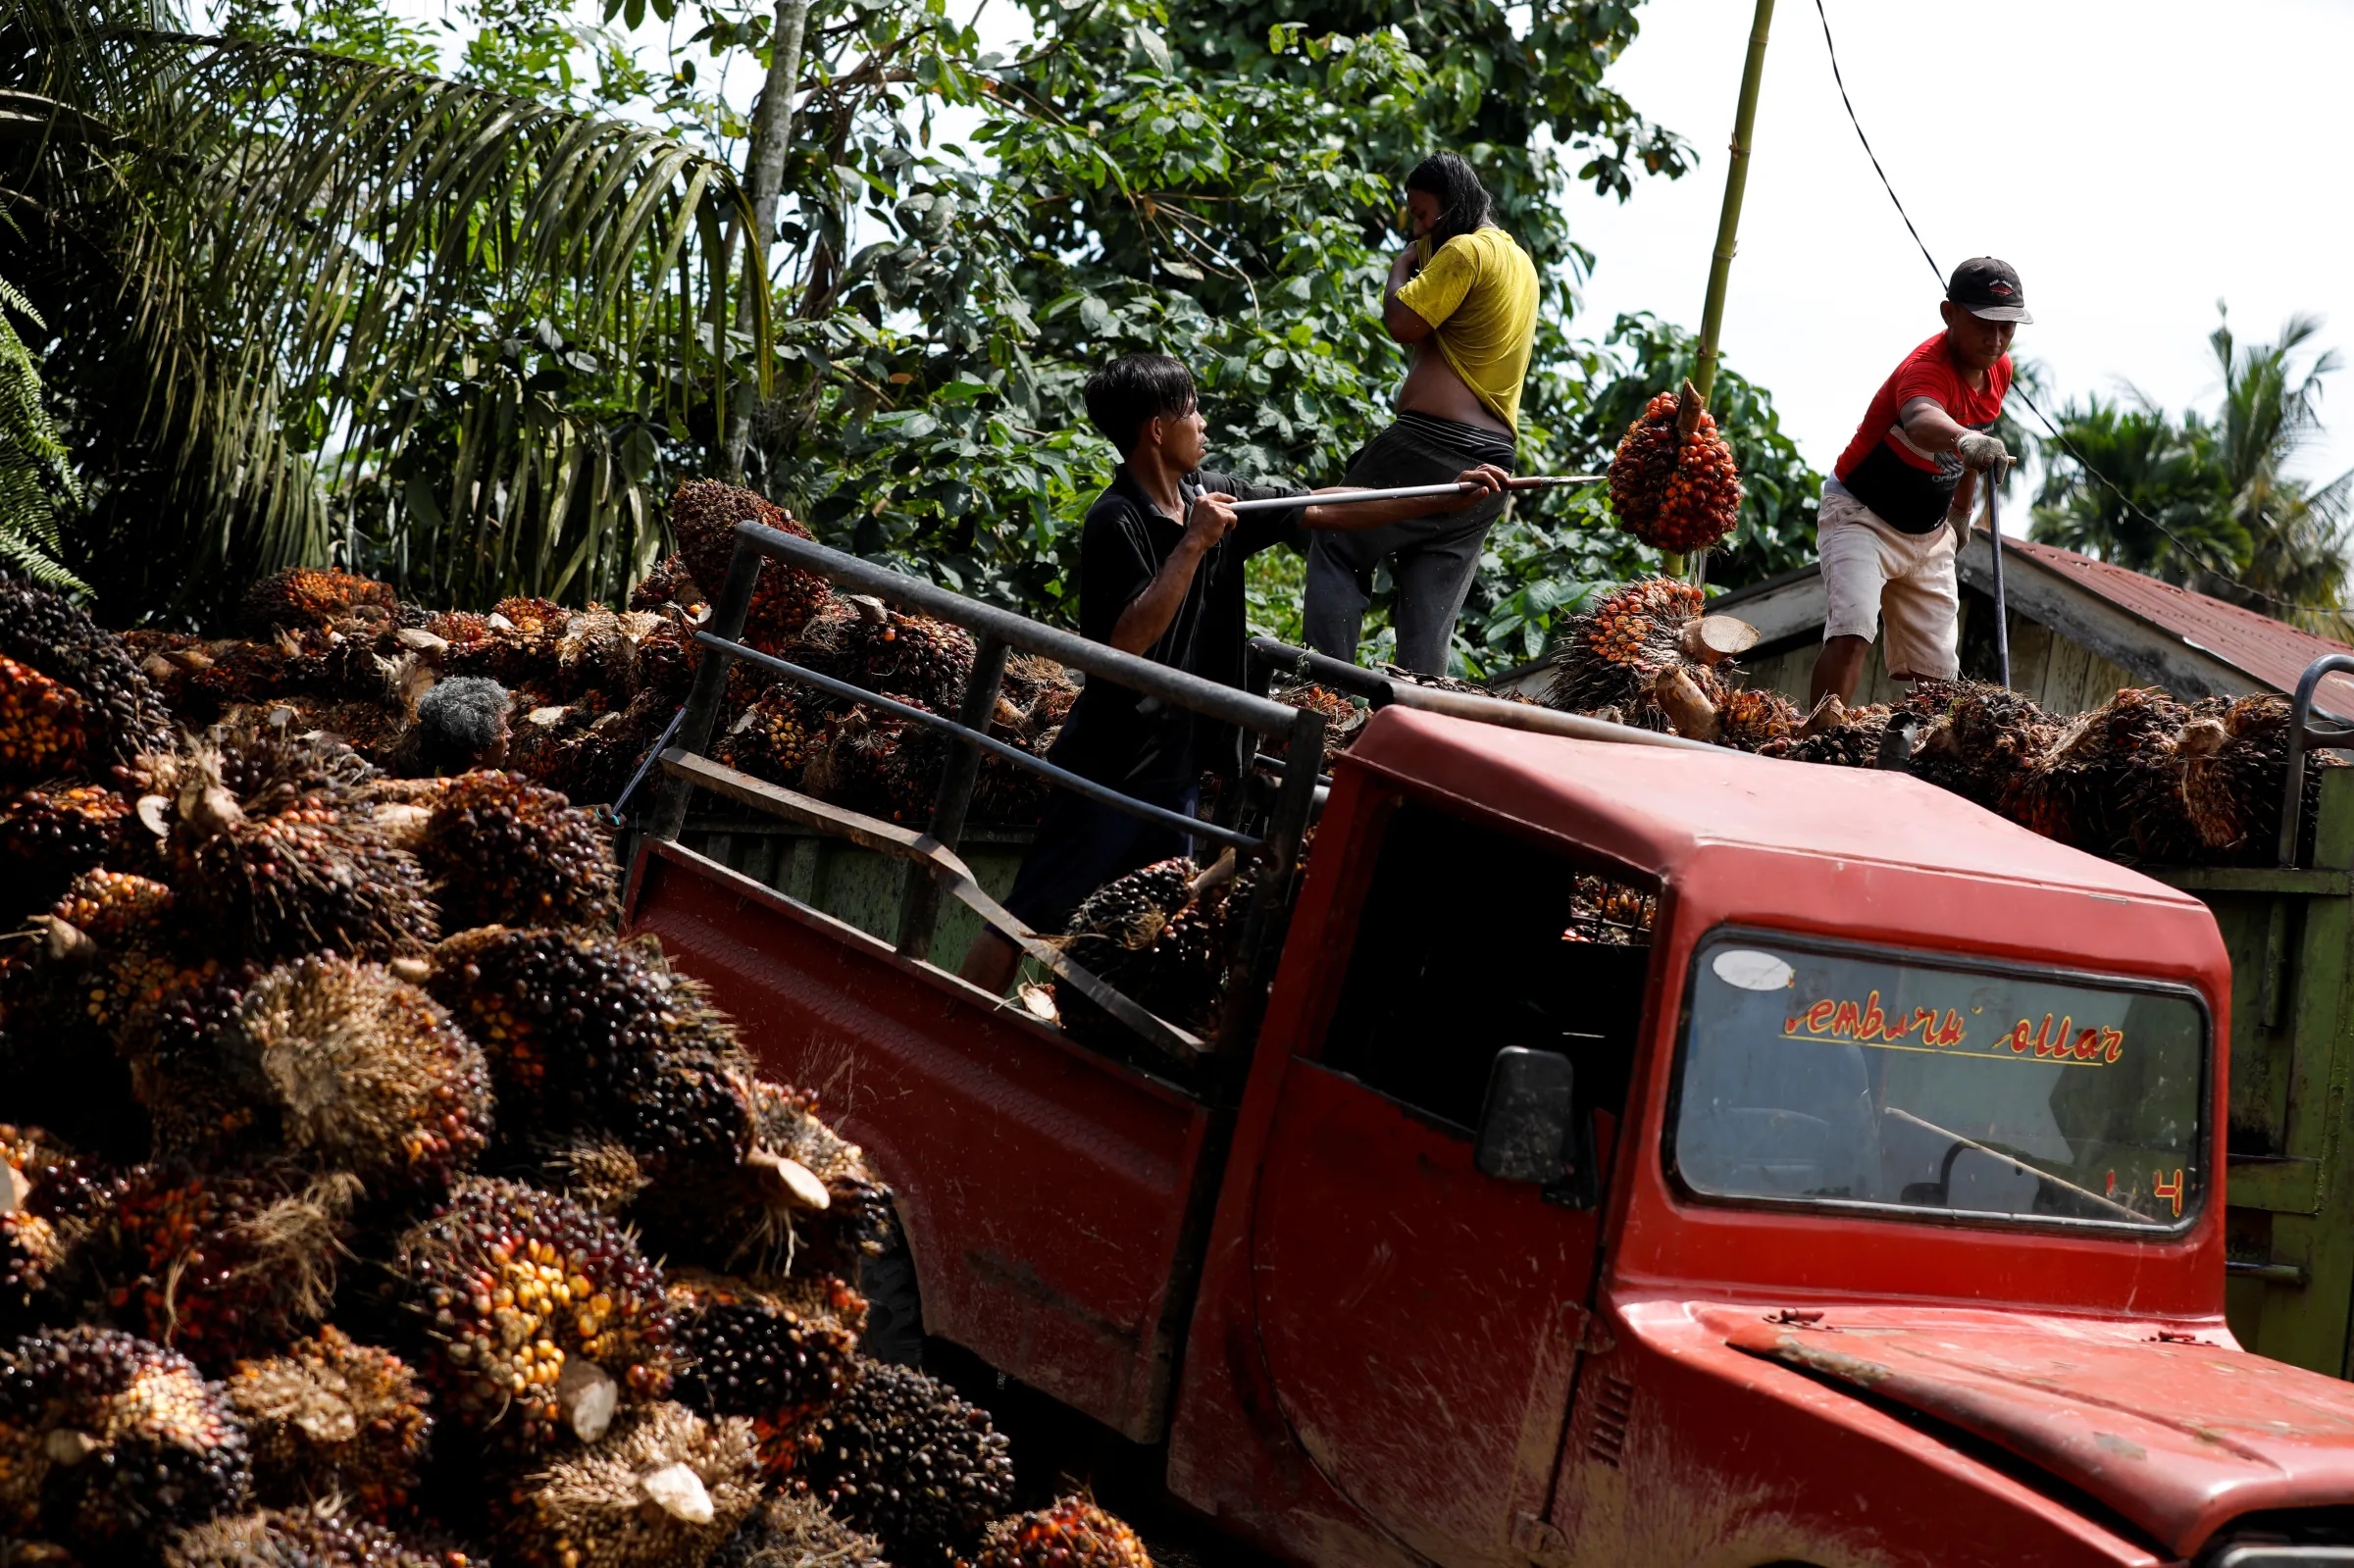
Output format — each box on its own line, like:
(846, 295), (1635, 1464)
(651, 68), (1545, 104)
(1250, 799), (1649, 1568)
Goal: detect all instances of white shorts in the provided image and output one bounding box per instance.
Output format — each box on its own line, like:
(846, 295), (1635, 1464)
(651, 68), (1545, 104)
(1817, 486), (1960, 681)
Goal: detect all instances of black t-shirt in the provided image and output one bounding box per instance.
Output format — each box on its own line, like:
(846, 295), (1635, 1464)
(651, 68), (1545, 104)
(1047, 466), (1306, 793)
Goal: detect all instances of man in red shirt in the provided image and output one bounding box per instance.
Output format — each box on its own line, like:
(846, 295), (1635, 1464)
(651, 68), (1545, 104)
(1810, 258), (2029, 706)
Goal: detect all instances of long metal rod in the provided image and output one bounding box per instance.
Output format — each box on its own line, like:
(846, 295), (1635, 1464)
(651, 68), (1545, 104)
(738, 523), (1298, 737)
(698, 632), (1261, 852)
(1986, 465), (2012, 688)
(1225, 475), (1604, 516)
(648, 544), (763, 846)
(2279, 654), (2354, 867)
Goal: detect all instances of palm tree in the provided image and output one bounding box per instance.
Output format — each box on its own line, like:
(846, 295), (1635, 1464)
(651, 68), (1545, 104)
(0, 269), (82, 589)
(2030, 394), (2239, 580)
(0, 0), (768, 621)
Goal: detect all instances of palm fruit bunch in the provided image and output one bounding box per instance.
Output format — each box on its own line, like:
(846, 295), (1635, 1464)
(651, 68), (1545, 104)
(2174, 693), (2342, 864)
(415, 771), (617, 932)
(163, 1501), (478, 1568)
(665, 1271), (864, 1481)
(226, 1326), (433, 1520)
(1607, 382), (1742, 552)
(1272, 683), (1365, 762)
(0, 574), (177, 783)
(628, 557), (703, 615)
(669, 480), (834, 656)
(633, 1080), (886, 1281)
(79, 1163), (350, 1372)
(803, 1359), (1014, 1567)
(2007, 686), (2191, 854)
(1541, 577), (1714, 721)
(709, 1492), (888, 1568)
(1714, 686), (1802, 752)
(796, 710), (902, 821)
(1902, 681), (2061, 812)
(976, 1496), (1152, 1568)
(158, 725), (437, 965)
(1569, 875), (1656, 944)
(714, 687), (821, 790)
(490, 1401), (761, 1568)
(830, 599), (974, 717)
(383, 1177), (672, 1450)
(0, 784), (137, 924)
(0, 1327), (251, 1556)
(142, 956), (493, 1200)
(240, 570), (402, 637)
(1, 1131), (118, 1336)
(1756, 699), (1893, 769)
(1050, 856), (1233, 1047)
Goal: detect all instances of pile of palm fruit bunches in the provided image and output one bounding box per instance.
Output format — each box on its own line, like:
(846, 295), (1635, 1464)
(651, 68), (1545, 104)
(0, 565), (1160, 1567)
(1276, 571), (2337, 869)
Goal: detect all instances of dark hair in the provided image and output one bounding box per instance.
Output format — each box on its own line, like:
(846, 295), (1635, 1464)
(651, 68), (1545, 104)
(1405, 152), (1495, 251)
(414, 676), (511, 775)
(1084, 353), (1197, 457)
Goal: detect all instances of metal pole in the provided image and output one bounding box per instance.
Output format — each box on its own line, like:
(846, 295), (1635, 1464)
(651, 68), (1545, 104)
(1686, 0), (1776, 587)
(648, 537), (763, 844)
(1985, 465), (2012, 689)
(1225, 475), (1603, 516)
(895, 633), (1010, 957)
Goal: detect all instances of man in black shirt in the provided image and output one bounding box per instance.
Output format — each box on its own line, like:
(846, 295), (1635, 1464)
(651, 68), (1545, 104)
(959, 354), (1506, 992)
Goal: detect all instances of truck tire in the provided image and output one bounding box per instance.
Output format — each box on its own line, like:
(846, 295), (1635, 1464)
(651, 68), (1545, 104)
(858, 1241), (924, 1367)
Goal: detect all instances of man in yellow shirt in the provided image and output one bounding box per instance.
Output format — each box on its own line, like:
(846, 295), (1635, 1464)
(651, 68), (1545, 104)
(1304, 152), (1539, 674)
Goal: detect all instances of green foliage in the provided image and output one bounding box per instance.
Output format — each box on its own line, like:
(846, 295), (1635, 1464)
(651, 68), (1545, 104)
(0, 274), (84, 591)
(2032, 306), (2353, 636)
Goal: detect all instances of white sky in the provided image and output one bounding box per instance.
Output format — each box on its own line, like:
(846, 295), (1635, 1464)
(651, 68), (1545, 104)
(1563, 0), (2354, 499)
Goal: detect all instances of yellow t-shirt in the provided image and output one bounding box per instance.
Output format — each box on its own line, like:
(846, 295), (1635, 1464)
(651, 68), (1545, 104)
(1395, 228), (1540, 430)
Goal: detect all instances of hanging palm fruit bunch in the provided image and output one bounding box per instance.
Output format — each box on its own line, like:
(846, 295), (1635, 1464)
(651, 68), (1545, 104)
(665, 1270), (865, 1481)
(382, 1177), (673, 1452)
(2008, 687), (2191, 853)
(225, 1325), (434, 1521)
(414, 770), (618, 932)
(490, 1401), (763, 1568)
(1607, 381), (1743, 553)
(1901, 681), (2061, 814)
(668, 480), (835, 655)
(0, 1327), (253, 1555)
(0, 574), (177, 784)
(977, 1495), (1154, 1568)
(803, 1359), (1016, 1568)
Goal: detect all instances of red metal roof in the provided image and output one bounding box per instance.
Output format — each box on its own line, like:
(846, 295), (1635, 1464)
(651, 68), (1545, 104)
(1999, 535), (2354, 716)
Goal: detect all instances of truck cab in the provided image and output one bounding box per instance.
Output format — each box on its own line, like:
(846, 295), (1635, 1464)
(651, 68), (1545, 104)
(629, 528), (2354, 1567)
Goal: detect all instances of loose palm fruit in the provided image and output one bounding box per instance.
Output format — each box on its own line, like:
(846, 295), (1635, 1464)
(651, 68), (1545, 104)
(0, 573), (177, 776)
(493, 1402), (761, 1568)
(976, 1496), (1152, 1568)
(226, 1327), (433, 1520)
(417, 771), (617, 931)
(0, 1327), (251, 1554)
(241, 570), (401, 636)
(386, 1178), (672, 1450)
(665, 1271), (865, 1480)
(805, 1359), (1013, 1567)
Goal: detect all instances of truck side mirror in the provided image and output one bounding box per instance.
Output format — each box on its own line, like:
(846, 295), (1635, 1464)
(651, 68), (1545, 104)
(1475, 1047), (1575, 1184)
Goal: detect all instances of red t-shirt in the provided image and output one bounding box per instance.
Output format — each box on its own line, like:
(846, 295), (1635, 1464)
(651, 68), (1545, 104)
(1833, 331), (2012, 534)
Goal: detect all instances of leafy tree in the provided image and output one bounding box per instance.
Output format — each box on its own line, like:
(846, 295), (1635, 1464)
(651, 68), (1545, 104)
(0, 272), (83, 591)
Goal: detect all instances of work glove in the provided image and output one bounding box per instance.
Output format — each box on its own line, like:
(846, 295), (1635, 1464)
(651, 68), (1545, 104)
(1956, 431), (2010, 472)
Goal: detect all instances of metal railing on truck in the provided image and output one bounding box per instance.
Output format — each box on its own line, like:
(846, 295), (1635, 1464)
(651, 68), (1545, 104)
(638, 521), (1718, 1067)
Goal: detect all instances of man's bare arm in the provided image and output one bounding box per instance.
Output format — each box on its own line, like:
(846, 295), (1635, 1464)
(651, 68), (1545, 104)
(1901, 396), (2008, 471)
(1107, 494), (1238, 654)
(1383, 247), (1434, 344)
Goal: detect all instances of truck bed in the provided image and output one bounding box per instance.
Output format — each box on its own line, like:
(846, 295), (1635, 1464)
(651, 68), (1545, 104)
(626, 839), (1223, 1440)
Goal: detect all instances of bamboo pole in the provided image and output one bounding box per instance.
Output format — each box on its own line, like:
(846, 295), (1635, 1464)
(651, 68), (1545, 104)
(1677, 0), (1776, 583)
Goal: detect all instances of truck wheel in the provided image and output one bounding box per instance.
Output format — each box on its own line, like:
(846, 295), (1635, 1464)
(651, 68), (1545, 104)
(858, 1241), (924, 1366)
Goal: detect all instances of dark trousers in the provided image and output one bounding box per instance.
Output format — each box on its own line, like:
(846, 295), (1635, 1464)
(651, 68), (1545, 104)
(1304, 417), (1512, 674)
(1002, 780), (1200, 937)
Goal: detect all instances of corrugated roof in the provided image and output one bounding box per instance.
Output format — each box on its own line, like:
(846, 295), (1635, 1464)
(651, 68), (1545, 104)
(1997, 536), (2354, 717)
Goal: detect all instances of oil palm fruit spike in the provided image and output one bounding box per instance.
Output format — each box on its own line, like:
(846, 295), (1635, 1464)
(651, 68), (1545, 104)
(0, 654), (91, 782)
(628, 555), (704, 614)
(525, 1138), (649, 1219)
(840, 600), (975, 716)
(85, 1166), (352, 1373)
(164, 1501), (482, 1568)
(976, 1496), (1153, 1568)
(631, 1080), (886, 1278)
(1757, 704), (1893, 770)
(708, 1492), (891, 1568)
(1, 1138), (117, 1337)
(1714, 687), (1802, 752)
(1541, 576), (1708, 716)
(388, 1177), (672, 1448)
(495, 1402), (761, 1568)
(1273, 683), (1366, 761)
(226, 1327), (433, 1521)
(418, 771), (619, 932)
(716, 688), (819, 787)
(665, 1271), (866, 1480)
(805, 1359), (1015, 1567)
(0, 785), (133, 915)
(667, 480), (832, 652)
(1900, 680), (2060, 813)
(1062, 858), (1197, 955)
(0, 573), (177, 774)
(2178, 693), (2332, 861)
(242, 569), (401, 635)
(1608, 383), (1742, 552)
(208, 957), (493, 1197)
(0, 1327), (252, 1552)
(2008, 686), (2190, 852)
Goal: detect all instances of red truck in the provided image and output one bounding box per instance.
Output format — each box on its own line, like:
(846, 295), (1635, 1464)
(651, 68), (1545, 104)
(627, 524), (2354, 1568)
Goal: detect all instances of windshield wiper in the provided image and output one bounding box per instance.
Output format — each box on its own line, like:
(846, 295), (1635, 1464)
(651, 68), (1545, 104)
(1883, 1106), (2152, 1224)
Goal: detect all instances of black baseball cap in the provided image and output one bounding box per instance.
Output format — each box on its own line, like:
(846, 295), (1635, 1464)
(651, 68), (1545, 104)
(1947, 257), (2032, 324)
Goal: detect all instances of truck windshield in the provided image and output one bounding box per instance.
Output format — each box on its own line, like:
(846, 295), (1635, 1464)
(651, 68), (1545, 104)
(1670, 932), (2207, 1232)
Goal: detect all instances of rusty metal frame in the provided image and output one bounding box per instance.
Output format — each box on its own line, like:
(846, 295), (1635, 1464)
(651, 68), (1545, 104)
(2280, 653), (2354, 867)
(642, 521), (1327, 1058)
